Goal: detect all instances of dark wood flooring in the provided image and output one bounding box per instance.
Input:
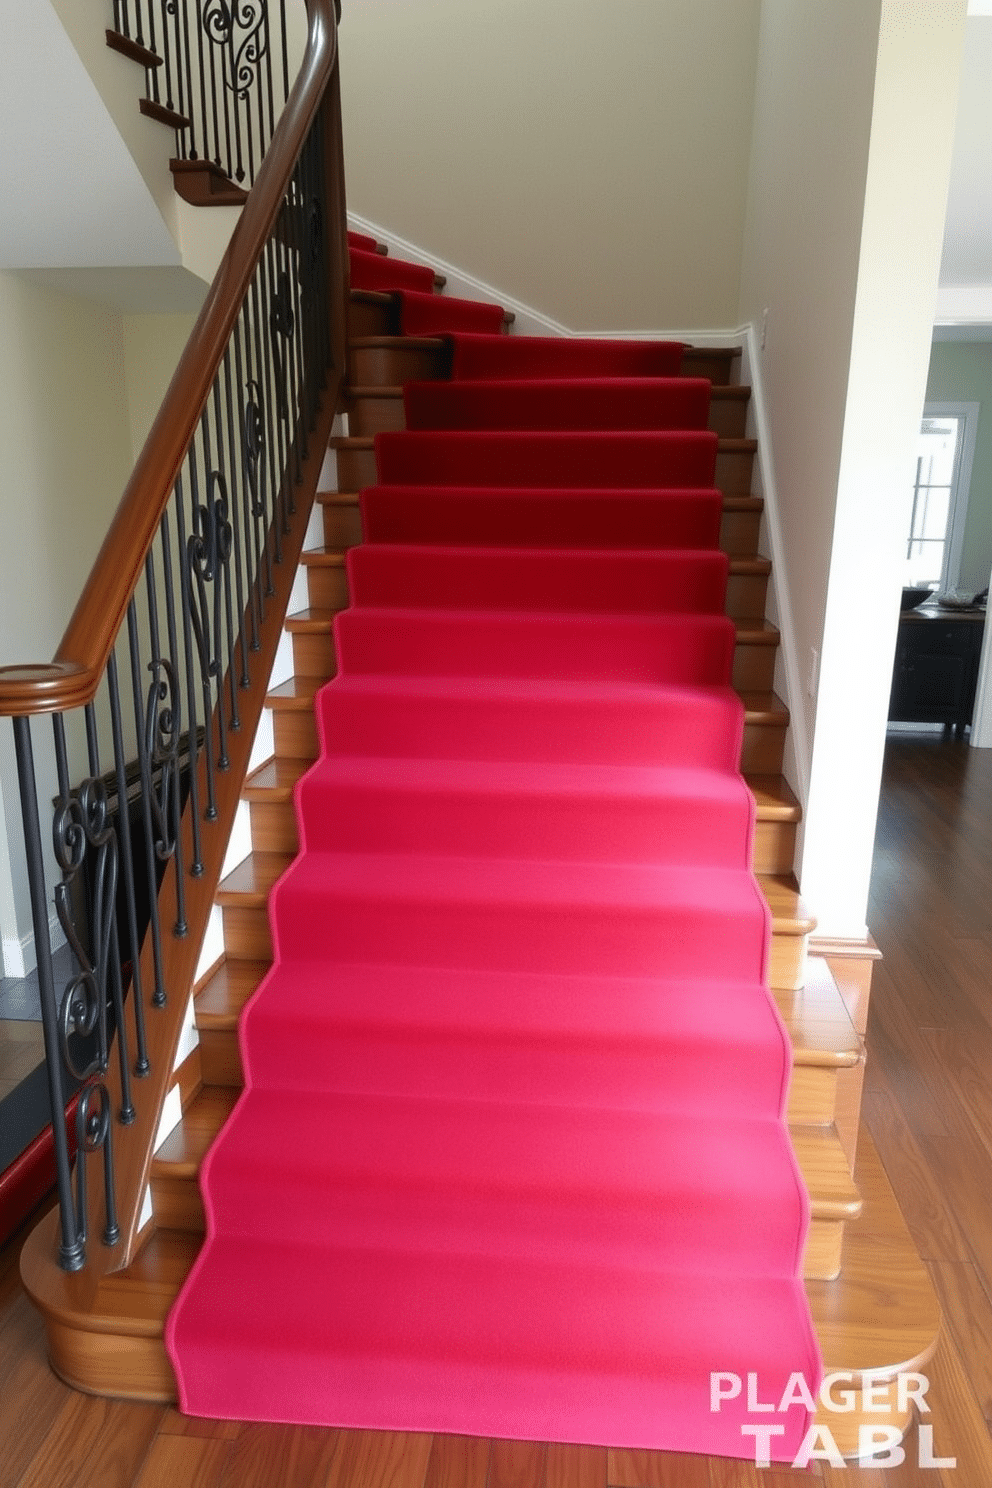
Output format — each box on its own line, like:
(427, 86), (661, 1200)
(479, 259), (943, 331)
(1, 730), (990, 1487)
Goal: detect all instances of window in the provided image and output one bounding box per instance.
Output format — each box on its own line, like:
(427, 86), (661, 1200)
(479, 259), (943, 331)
(906, 402), (978, 592)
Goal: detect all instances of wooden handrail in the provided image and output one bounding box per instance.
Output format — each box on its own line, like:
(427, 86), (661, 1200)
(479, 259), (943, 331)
(0, 0), (339, 719)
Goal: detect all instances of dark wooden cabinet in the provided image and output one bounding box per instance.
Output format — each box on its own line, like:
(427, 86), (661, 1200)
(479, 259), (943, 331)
(888, 607), (986, 735)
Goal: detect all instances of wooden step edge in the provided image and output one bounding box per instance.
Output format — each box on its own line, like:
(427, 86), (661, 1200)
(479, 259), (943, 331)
(138, 97), (190, 131)
(266, 675), (323, 709)
(285, 606), (339, 633)
(349, 335), (447, 351)
(244, 757), (309, 800)
(733, 618), (779, 644)
(342, 384), (752, 405)
(792, 1126), (863, 1221)
(329, 433), (755, 455)
(300, 546), (347, 566)
(217, 850), (292, 904)
(746, 774), (802, 822)
(350, 289), (394, 307)
(105, 29), (162, 68)
(150, 1085), (238, 1180)
(318, 490), (763, 516)
(195, 957), (271, 1029)
(683, 345), (742, 363)
(741, 691), (790, 726)
(344, 384), (404, 400)
(758, 873), (816, 936)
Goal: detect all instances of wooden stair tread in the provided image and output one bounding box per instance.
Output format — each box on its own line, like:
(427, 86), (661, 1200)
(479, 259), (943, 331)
(152, 1087), (239, 1175)
(329, 433), (755, 455)
(217, 851), (292, 903)
(300, 546), (347, 567)
(244, 756), (310, 798)
(757, 873), (814, 935)
(139, 97), (190, 131)
(286, 605), (338, 631)
(732, 618), (779, 643)
(322, 489), (762, 516)
(740, 690), (789, 724)
(105, 30), (162, 68)
(349, 335), (446, 351)
(195, 958), (270, 1027)
(774, 957), (862, 1067)
(746, 774), (801, 823)
(792, 1127), (862, 1219)
(266, 675), (323, 708)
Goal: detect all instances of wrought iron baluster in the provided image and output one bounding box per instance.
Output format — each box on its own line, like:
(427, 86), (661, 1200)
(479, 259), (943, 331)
(82, 702), (135, 1125)
(261, 243), (290, 545)
(212, 374), (248, 708)
(158, 0), (175, 110)
(283, 166), (307, 478)
(249, 266), (281, 576)
(185, 429), (220, 814)
(173, 469), (206, 870)
(12, 717), (83, 1270)
(180, 0), (198, 159)
(234, 315), (266, 641)
(221, 345), (254, 675)
(106, 652), (150, 1076)
(195, 0), (211, 166)
(126, 600), (169, 1005)
(187, 453), (234, 776)
(157, 511), (188, 934)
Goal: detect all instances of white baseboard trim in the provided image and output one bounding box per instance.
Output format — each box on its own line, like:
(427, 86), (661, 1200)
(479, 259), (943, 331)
(348, 213), (570, 338)
(2, 914), (66, 982)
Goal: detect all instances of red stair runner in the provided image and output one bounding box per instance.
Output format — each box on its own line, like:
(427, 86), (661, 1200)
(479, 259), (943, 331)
(167, 262), (820, 1461)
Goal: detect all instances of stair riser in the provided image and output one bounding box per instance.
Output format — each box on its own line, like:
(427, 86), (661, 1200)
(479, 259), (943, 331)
(273, 710), (318, 759)
(198, 1029), (244, 1088)
(251, 791), (795, 877)
(304, 564), (349, 610)
(720, 509), (761, 557)
(732, 645), (776, 692)
(320, 501), (363, 548)
(334, 445), (755, 496)
(322, 502), (763, 561)
(193, 1018), (838, 1122)
(249, 800), (299, 855)
(349, 342), (449, 385)
(150, 1148), (841, 1278)
(345, 394), (750, 441)
(291, 630), (335, 677)
(347, 340), (739, 391)
(223, 905), (273, 961)
(725, 573), (769, 618)
(238, 891), (801, 988)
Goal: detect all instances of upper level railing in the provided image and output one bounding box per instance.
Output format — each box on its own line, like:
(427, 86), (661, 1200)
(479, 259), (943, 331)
(110, 0), (303, 188)
(0, 0), (347, 1275)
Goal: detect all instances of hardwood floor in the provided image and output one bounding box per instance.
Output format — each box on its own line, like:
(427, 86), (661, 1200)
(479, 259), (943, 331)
(2, 729), (991, 1486)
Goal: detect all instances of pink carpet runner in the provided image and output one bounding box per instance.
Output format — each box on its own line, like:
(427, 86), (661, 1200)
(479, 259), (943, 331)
(167, 250), (820, 1461)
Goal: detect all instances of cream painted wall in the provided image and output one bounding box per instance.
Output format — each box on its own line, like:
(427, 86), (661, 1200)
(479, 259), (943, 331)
(338, 0), (761, 331)
(0, 272), (134, 974)
(742, 2), (966, 939)
(122, 312), (200, 464)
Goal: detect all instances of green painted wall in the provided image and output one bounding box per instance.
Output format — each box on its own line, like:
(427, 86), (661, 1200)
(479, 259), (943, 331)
(926, 340), (992, 595)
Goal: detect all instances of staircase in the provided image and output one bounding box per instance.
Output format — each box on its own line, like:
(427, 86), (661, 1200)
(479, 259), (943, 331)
(19, 204), (941, 1458)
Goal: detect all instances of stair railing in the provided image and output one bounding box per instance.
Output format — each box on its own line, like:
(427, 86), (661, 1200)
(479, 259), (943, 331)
(109, 0), (305, 188)
(0, 0), (347, 1276)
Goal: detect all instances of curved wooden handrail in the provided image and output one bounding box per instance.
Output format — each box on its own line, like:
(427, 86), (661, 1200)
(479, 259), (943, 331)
(0, 0), (339, 719)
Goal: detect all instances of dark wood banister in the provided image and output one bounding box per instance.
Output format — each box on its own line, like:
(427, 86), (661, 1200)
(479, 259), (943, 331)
(0, 0), (340, 720)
